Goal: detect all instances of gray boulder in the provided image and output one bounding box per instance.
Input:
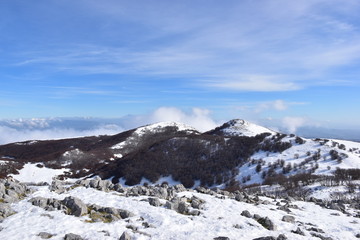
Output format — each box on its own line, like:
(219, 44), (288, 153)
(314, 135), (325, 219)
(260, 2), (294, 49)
(241, 210), (252, 218)
(213, 237), (230, 240)
(119, 209), (134, 219)
(113, 183), (125, 193)
(257, 217), (276, 231)
(38, 232), (54, 239)
(5, 179), (27, 195)
(0, 203), (16, 220)
(188, 209), (201, 216)
(329, 202), (346, 213)
(291, 227), (305, 236)
(164, 197), (193, 215)
(307, 227), (324, 233)
(49, 180), (66, 194)
(0, 178), (32, 203)
(310, 232), (333, 240)
(148, 197), (161, 207)
(195, 186), (211, 194)
(29, 197), (51, 209)
(253, 237), (276, 240)
(277, 205), (291, 213)
(4, 189), (19, 203)
(277, 234), (288, 240)
(96, 179), (113, 191)
(173, 184), (186, 192)
(0, 182), (5, 195)
(64, 233), (83, 240)
(61, 196), (88, 217)
(150, 187), (168, 199)
(29, 197), (68, 212)
(282, 215), (295, 223)
(177, 201), (188, 214)
(88, 204), (134, 222)
(253, 214), (261, 220)
(76, 179), (90, 188)
(191, 196), (205, 209)
(119, 231), (131, 240)
(165, 197), (183, 211)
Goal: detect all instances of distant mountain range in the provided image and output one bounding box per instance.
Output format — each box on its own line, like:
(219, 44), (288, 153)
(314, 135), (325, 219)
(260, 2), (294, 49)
(1, 117), (359, 144)
(1, 119), (359, 188)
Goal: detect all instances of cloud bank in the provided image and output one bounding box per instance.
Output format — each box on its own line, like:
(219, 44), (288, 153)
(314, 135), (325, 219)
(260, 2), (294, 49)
(0, 125), (123, 145)
(149, 107), (218, 132)
(0, 107), (218, 145)
(282, 116), (307, 133)
(0, 109), (358, 145)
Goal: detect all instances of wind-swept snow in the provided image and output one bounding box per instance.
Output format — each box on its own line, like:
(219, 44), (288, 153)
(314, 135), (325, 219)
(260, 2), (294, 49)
(1, 184), (359, 239)
(10, 163), (69, 183)
(236, 135), (360, 185)
(221, 119), (276, 137)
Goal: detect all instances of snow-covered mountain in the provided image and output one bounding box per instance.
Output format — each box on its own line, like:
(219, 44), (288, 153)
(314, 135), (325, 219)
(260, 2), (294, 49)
(1, 119), (360, 239)
(0, 119), (359, 188)
(207, 119), (277, 137)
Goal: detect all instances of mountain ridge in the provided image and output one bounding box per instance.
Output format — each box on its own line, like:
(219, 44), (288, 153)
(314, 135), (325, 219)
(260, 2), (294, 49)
(0, 119), (359, 189)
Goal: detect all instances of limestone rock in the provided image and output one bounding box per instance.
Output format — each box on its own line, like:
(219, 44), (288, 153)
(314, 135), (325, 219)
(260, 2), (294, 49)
(61, 197), (88, 217)
(64, 233), (83, 240)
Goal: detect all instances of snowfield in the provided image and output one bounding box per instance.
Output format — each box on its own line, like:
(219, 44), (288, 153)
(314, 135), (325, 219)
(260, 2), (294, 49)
(236, 135), (360, 186)
(1, 182), (360, 240)
(221, 119), (276, 137)
(11, 163), (70, 184)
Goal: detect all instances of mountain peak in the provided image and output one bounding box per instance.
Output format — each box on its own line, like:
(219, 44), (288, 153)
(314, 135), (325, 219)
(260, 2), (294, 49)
(135, 121), (200, 135)
(208, 119), (276, 137)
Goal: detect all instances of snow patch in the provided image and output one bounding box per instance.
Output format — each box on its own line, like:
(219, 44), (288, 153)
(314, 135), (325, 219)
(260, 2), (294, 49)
(11, 163), (70, 183)
(221, 119), (276, 137)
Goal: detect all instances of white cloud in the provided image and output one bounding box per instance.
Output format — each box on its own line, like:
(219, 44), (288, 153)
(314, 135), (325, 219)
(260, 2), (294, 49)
(12, 0), (360, 92)
(0, 107), (218, 144)
(117, 107), (219, 132)
(282, 116), (307, 133)
(150, 107), (218, 132)
(255, 100), (288, 113)
(205, 75), (300, 92)
(0, 125), (123, 145)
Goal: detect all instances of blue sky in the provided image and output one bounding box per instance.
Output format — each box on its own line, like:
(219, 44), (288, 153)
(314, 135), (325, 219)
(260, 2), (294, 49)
(1, 0), (360, 131)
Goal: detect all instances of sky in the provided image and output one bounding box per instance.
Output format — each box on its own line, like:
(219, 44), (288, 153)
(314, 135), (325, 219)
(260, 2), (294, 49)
(1, 0), (360, 140)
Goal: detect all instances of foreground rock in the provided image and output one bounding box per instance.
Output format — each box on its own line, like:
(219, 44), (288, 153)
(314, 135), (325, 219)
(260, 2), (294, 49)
(38, 232), (55, 239)
(62, 196), (88, 217)
(64, 233), (84, 240)
(0, 203), (16, 220)
(257, 216), (277, 231)
(164, 196), (202, 216)
(74, 178), (190, 200)
(88, 204), (134, 222)
(29, 196), (134, 222)
(0, 177), (33, 220)
(119, 231), (132, 240)
(0, 177), (32, 203)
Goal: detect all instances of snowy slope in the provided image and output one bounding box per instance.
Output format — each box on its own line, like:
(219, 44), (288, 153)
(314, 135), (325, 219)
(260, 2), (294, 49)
(2, 119), (360, 189)
(10, 163), (70, 183)
(211, 119), (276, 137)
(110, 121), (199, 157)
(1, 182), (359, 240)
(236, 136), (360, 185)
(111, 121), (199, 150)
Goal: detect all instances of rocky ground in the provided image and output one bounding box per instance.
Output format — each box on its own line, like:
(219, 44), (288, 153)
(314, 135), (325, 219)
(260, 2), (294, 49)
(1, 177), (360, 239)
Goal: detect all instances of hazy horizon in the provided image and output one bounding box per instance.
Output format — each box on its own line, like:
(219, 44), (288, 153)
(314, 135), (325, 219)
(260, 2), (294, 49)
(1, 115), (360, 145)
